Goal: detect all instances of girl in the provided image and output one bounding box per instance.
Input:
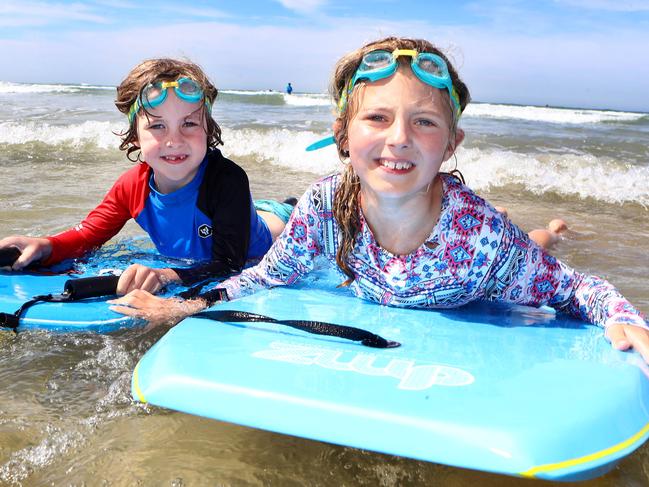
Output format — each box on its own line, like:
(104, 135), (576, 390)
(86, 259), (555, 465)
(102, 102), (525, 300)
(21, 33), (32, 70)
(0, 58), (292, 294)
(110, 38), (649, 361)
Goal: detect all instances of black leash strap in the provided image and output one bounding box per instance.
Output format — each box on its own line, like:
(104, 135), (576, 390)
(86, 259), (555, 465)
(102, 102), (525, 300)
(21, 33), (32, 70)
(195, 309), (401, 349)
(0, 275), (120, 332)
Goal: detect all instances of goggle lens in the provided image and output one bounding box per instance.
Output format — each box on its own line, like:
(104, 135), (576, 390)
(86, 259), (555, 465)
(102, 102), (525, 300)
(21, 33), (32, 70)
(176, 78), (202, 98)
(142, 78), (203, 108)
(128, 77), (207, 123)
(359, 50), (393, 71)
(417, 55), (446, 77)
(143, 84), (165, 107)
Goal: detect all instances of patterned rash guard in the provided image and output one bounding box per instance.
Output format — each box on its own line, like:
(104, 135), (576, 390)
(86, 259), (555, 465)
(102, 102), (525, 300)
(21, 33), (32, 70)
(218, 173), (647, 330)
(43, 149), (272, 285)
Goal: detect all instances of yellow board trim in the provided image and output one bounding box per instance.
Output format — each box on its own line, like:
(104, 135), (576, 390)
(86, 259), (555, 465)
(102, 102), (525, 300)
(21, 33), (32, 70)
(521, 421), (649, 478)
(132, 362), (147, 403)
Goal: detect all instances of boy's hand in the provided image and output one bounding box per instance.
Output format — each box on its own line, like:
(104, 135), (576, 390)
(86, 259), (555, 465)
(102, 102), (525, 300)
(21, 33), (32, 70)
(0, 236), (52, 270)
(607, 323), (649, 363)
(117, 264), (180, 295)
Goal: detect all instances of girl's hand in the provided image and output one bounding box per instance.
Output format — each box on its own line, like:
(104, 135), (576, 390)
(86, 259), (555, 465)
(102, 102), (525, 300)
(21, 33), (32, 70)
(0, 236), (52, 270)
(607, 323), (649, 363)
(108, 289), (205, 327)
(116, 264), (180, 295)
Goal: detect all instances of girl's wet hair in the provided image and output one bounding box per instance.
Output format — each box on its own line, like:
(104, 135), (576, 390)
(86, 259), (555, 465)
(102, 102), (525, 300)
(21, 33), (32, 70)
(115, 58), (223, 162)
(330, 36), (471, 286)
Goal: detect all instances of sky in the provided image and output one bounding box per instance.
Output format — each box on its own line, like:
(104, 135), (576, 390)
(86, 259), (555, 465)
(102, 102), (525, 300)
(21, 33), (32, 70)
(1, 0), (649, 111)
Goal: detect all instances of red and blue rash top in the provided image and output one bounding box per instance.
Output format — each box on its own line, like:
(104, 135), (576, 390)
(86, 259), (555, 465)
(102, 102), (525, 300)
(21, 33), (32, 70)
(44, 149), (272, 285)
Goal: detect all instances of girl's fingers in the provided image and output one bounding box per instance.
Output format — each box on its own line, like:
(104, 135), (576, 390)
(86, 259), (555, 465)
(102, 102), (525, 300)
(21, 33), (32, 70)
(108, 304), (144, 317)
(624, 326), (649, 363)
(606, 324), (631, 350)
(607, 324), (649, 363)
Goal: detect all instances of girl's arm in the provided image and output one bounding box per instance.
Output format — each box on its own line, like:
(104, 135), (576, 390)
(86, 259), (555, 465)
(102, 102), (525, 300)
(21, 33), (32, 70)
(484, 218), (649, 359)
(211, 184), (324, 300)
(110, 182), (326, 324)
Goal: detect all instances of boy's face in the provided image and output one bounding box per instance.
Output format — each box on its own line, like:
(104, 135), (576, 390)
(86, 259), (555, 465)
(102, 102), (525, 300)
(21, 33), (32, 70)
(135, 90), (208, 194)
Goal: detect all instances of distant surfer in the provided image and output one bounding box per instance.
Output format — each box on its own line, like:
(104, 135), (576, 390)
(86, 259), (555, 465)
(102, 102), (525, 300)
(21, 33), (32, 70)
(286, 82), (293, 95)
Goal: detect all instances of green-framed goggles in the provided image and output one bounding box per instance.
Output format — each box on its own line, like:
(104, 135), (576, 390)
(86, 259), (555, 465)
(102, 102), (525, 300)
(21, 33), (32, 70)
(306, 48), (462, 152)
(128, 77), (210, 123)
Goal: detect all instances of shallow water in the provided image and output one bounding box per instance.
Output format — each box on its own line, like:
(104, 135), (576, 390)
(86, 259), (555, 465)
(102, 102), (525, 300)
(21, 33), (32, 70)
(1, 83), (648, 485)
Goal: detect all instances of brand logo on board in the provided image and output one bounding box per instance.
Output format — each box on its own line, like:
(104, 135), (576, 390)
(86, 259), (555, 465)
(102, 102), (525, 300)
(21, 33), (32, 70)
(253, 341), (474, 390)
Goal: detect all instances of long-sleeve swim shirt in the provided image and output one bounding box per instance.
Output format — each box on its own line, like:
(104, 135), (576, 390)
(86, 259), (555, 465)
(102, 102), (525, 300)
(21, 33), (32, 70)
(44, 149), (272, 285)
(216, 173), (646, 330)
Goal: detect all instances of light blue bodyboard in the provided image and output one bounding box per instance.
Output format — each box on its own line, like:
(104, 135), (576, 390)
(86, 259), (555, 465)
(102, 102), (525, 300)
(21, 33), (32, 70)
(0, 239), (188, 333)
(132, 267), (649, 481)
(0, 272), (131, 332)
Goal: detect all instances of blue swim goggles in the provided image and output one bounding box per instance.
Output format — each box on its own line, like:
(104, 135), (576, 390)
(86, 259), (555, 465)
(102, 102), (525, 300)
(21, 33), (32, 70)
(128, 77), (210, 123)
(306, 48), (462, 151)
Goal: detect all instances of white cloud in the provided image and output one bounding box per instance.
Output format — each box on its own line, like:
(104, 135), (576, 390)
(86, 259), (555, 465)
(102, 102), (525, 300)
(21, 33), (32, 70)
(157, 5), (230, 19)
(0, 1), (109, 27)
(554, 0), (649, 11)
(1, 12), (648, 110)
(275, 0), (329, 14)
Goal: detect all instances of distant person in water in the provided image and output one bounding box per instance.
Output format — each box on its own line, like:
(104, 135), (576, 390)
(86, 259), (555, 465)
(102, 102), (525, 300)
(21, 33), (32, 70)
(286, 82), (293, 95)
(0, 58), (294, 295)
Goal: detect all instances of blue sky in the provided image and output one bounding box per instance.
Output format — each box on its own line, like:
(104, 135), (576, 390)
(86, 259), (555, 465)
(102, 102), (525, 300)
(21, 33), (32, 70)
(1, 0), (648, 111)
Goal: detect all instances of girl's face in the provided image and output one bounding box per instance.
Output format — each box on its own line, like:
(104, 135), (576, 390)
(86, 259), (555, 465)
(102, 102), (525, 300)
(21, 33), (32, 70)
(346, 67), (463, 200)
(135, 90), (208, 194)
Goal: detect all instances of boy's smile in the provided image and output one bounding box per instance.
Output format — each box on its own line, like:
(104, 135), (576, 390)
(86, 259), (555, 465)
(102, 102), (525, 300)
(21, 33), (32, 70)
(135, 90), (208, 194)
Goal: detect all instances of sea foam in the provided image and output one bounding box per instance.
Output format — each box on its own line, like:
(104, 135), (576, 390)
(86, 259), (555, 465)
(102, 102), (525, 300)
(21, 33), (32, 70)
(223, 127), (649, 206)
(0, 120), (122, 149)
(220, 89), (331, 107)
(1, 118), (645, 206)
(0, 81), (112, 94)
(455, 147), (649, 206)
(464, 103), (646, 125)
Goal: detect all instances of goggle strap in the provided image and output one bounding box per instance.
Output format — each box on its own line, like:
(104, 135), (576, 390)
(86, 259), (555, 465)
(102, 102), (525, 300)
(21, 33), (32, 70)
(306, 135), (336, 152)
(127, 97), (211, 124)
(128, 101), (139, 124)
(392, 49), (417, 60)
(160, 81), (180, 89)
(337, 78), (354, 114)
(450, 87), (462, 118)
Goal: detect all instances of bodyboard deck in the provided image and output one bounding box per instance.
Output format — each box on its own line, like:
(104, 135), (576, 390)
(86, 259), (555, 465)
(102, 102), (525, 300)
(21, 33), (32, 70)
(132, 267), (649, 481)
(1, 239), (190, 332)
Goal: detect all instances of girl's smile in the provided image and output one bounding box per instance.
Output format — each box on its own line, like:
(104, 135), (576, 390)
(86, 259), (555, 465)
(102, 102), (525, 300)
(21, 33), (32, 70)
(347, 67), (463, 202)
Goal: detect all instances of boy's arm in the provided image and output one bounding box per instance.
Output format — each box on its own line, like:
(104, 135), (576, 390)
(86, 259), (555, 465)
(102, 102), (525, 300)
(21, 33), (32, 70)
(43, 165), (148, 265)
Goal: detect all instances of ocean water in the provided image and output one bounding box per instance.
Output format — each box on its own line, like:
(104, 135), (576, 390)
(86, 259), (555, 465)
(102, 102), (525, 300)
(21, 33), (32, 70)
(1, 80), (648, 485)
